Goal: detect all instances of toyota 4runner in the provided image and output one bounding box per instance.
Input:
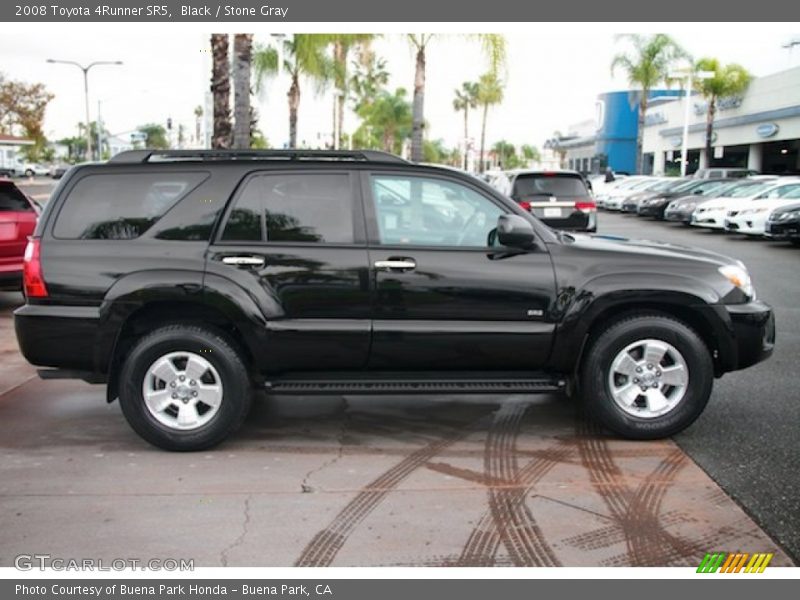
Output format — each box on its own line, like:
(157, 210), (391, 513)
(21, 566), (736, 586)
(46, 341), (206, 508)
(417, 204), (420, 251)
(14, 150), (775, 450)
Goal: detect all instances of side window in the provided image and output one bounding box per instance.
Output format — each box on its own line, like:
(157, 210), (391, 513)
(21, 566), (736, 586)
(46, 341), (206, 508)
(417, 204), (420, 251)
(370, 175), (504, 248)
(221, 173), (355, 244)
(53, 172), (207, 240)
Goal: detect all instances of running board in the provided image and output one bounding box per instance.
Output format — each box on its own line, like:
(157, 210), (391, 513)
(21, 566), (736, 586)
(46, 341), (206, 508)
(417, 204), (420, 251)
(264, 375), (565, 395)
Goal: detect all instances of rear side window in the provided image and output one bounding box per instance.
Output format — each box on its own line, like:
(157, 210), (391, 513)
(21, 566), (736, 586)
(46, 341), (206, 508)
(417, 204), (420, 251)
(0, 183), (32, 212)
(221, 173), (355, 244)
(512, 174), (588, 198)
(53, 172), (206, 240)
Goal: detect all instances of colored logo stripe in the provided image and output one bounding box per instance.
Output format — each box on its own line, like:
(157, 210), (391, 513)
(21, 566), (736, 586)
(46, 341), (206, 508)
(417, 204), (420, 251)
(697, 552), (774, 573)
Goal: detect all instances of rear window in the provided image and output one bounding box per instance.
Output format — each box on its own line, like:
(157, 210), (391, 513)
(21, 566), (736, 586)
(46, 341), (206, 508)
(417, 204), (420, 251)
(0, 182), (33, 212)
(512, 174), (588, 198)
(53, 172), (207, 240)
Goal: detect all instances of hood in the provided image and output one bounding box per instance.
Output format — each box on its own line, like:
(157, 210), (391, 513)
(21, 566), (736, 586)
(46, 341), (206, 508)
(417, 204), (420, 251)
(559, 232), (737, 268)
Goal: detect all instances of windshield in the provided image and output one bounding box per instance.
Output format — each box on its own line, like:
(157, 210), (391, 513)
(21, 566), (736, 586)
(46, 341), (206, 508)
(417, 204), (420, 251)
(512, 174), (588, 197)
(648, 179), (687, 192)
(726, 182), (775, 198)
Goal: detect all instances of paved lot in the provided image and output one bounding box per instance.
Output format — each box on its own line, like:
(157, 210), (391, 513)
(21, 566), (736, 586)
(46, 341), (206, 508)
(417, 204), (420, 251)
(0, 190), (796, 567)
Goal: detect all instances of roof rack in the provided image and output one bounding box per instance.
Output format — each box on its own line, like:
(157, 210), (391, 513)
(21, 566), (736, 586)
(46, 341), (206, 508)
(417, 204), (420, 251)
(108, 149), (408, 164)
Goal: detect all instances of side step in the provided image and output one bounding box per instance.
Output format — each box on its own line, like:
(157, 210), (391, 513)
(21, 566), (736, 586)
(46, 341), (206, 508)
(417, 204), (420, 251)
(264, 374), (565, 395)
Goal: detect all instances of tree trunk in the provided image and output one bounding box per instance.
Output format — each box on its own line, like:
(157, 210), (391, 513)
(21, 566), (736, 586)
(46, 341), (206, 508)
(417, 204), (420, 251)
(463, 105), (469, 170)
(636, 94), (647, 175)
(288, 75), (300, 148)
(705, 96), (716, 167)
(232, 34), (253, 149)
(210, 34), (232, 149)
(411, 45), (426, 162)
(479, 103), (488, 173)
(334, 40), (346, 148)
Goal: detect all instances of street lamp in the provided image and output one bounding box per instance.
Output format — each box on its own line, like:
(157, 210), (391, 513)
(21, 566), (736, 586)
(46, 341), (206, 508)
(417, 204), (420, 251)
(46, 59), (123, 161)
(669, 66), (714, 176)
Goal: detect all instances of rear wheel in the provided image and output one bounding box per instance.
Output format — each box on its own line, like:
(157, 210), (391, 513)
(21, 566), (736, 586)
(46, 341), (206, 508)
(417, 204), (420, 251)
(580, 314), (713, 439)
(119, 324), (252, 451)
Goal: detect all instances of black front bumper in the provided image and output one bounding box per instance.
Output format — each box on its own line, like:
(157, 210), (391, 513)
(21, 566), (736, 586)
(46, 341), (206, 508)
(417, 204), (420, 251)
(765, 219), (800, 240)
(724, 300), (775, 372)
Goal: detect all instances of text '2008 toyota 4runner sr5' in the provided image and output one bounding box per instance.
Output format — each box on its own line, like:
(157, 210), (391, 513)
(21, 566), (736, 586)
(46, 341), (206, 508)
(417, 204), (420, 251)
(14, 150), (775, 451)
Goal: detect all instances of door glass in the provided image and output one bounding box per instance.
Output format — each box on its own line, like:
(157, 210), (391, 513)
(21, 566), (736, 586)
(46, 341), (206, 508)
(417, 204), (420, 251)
(221, 173), (355, 244)
(371, 175), (503, 247)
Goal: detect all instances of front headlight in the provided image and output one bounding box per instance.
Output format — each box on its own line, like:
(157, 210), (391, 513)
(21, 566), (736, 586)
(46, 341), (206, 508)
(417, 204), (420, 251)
(719, 264), (755, 300)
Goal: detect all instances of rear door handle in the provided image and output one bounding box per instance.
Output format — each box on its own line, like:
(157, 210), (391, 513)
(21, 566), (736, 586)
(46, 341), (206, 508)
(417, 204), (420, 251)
(221, 255), (265, 268)
(374, 258), (416, 272)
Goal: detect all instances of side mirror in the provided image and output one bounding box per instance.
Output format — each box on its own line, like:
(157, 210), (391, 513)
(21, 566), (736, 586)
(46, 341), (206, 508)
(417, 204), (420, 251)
(496, 214), (536, 248)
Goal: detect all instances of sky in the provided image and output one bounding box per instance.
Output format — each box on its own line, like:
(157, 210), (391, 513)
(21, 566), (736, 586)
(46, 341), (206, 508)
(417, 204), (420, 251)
(1, 24), (799, 152)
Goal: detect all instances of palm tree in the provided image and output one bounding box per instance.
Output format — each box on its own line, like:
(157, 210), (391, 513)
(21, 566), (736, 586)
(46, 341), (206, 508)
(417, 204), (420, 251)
(611, 34), (687, 174)
(324, 34), (375, 148)
(253, 34), (331, 148)
(232, 34), (253, 149)
(453, 81), (479, 170)
(694, 58), (752, 166)
(476, 72), (504, 173)
(407, 34), (506, 162)
(210, 34), (232, 149)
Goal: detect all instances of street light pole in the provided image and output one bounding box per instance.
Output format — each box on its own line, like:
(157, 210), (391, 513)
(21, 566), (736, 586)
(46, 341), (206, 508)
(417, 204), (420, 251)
(47, 59), (123, 161)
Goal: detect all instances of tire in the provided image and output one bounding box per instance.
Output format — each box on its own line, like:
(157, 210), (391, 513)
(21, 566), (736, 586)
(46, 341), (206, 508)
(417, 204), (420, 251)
(579, 313), (713, 439)
(25, 169), (34, 177)
(118, 324), (252, 451)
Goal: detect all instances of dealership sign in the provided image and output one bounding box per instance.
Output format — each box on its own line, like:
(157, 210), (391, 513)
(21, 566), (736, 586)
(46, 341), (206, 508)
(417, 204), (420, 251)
(756, 123), (779, 138)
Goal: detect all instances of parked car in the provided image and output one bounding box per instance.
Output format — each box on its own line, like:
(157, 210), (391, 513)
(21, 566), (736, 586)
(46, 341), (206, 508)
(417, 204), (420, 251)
(620, 178), (690, 213)
(724, 184), (800, 236)
(19, 163), (50, 177)
(497, 169), (597, 232)
(765, 201), (800, 245)
(14, 149), (774, 450)
(692, 179), (800, 229)
(49, 164), (70, 179)
(604, 178), (667, 211)
(0, 177), (40, 289)
(594, 176), (643, 208)
(664, 180), (754, 224)
(637, 178), (734, 220)
(693, 168), (758, 179)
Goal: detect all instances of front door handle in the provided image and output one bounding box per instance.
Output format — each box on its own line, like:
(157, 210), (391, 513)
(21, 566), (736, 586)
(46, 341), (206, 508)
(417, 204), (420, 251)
(221, 255), (265, 268)
(374, 258), (416, 272)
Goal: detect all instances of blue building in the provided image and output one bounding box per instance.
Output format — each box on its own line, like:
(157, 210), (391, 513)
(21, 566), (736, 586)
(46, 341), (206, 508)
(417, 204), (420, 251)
(549, 89), (684, 175)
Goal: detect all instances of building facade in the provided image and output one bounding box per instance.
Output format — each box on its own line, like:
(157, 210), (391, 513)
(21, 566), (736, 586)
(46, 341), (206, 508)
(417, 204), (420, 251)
(642, 66), (800, 176)
(550, 89), (683, 175)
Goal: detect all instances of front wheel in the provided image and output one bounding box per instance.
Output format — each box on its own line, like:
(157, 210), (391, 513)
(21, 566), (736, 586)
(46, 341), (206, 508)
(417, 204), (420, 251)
(579, 314), (714, 439)
(119, 324), (252, 451)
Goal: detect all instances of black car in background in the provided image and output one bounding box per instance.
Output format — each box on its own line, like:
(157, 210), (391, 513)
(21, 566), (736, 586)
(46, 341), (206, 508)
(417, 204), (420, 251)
(765, 202), (800, 245)
(664, 180), (750, 224)
(503, 170), (597, 232)
(638, 178), (735, 220)
(620, 178), (691, 213)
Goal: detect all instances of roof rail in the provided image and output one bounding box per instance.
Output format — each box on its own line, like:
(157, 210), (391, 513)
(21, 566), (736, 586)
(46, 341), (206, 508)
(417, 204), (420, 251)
(108, 149), (408, 164)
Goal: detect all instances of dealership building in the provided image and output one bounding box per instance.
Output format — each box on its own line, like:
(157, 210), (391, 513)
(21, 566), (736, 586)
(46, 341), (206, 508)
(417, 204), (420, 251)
(642, 66), (800, 175)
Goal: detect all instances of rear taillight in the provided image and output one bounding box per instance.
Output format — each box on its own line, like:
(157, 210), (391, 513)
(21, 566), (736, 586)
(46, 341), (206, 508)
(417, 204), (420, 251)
(519, 201), (532, 211)
(575, 201), (597, 213)
(23, 238), (48, 298)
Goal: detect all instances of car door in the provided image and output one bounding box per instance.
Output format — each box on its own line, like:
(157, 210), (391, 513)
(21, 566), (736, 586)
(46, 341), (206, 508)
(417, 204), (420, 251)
(0, 180), (37, 277)
(206, 169), (372, 372)
(363, 170), (558, 371)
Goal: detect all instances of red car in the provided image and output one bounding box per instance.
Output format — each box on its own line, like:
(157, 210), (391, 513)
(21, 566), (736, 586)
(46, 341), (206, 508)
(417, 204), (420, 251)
(0, 178), (39, 289)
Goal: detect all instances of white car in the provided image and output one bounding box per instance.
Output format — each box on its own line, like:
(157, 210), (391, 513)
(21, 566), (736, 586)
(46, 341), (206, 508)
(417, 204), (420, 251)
(724, 185), (800, 236)
(18, 162), (50, 177)
(603, 178), (666, 210)
(692, 179), (800, 229)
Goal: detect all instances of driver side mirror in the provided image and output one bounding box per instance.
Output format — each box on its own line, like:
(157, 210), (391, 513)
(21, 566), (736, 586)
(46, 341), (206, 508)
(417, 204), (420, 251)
(496, 214), (536, 249)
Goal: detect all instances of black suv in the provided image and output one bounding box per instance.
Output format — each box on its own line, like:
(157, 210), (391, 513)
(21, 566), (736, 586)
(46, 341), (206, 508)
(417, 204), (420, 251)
(14, 150), (774, 450)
